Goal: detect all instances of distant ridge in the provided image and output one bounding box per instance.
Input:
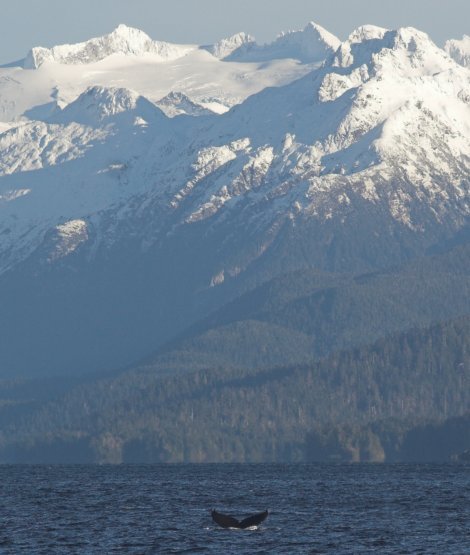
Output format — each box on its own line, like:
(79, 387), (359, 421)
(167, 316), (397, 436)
(22, 21), (340, 69)
(23, 24), (194, 68)
(205, 21), (340, 62)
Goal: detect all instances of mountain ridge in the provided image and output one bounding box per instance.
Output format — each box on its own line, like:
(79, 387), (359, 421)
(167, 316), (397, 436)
(207, 22), (341, 63)
(0, 22), (468, 378)
(23, 24), (194, 69)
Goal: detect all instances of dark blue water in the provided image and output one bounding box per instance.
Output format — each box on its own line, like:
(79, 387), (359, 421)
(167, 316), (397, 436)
(0, 464), (469, 554)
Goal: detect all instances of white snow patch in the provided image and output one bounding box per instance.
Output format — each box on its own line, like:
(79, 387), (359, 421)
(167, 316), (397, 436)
(49, 219), (88, 260)
(210, 270), (225, 286)
(0, 188), (31, 202)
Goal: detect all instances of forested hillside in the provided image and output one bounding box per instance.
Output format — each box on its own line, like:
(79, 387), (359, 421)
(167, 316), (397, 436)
(155, 242), (470, 369)
(1, 316), (468, 463)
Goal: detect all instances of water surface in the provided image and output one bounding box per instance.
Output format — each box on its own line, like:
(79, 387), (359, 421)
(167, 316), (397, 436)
(0, 464), (469, 553)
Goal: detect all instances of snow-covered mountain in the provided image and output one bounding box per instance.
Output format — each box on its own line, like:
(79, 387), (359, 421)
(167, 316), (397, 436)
(0, 23), (469, 378)
(0, 24), (329, 122)
(23, 24), (193, 69)
(205, 22), (340, 63)
(445, 35), (470, 68)
(205, 32), (256, 59)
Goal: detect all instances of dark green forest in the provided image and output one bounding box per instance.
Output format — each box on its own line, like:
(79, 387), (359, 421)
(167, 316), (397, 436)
(1, 316), (468, 463)
(0, 242), (469, 463)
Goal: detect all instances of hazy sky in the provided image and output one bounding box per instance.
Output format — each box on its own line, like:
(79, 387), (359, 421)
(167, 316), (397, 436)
(1, 0), (468, 64)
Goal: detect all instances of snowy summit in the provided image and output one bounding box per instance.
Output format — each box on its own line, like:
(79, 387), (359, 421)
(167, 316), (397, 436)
(23, 24), (193, 68)
(207, 22), (341, 62)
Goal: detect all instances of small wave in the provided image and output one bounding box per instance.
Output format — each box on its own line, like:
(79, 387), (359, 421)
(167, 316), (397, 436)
(222, 525), (259, 531)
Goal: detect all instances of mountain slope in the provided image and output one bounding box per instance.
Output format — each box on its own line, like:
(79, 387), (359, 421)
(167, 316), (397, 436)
(0, 24), (468, 378)
(154, 241), (470, 368)
(2, 26), (469, 276)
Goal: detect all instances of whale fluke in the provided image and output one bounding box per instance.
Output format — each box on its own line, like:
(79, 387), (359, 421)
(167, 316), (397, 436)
(211, 509), (269, 529)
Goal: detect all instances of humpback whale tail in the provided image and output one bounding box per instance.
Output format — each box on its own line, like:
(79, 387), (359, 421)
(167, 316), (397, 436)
(211, 509), (269, 529)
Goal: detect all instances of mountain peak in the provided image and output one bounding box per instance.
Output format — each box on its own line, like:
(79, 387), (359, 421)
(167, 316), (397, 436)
(105, 24), (153, 45)
(50, 86), (164, 126)
(112, 23), (145, 36)
(346, 24), (388, 44)
(298, 21), (342, 50)
(23, 25), (192, 69)
(392, 26), (434, 48)
(205, 32), (256, 59)
(209, 21), (340, 63)
(268, 21), (340, 62)
(331, 25), (454, 76)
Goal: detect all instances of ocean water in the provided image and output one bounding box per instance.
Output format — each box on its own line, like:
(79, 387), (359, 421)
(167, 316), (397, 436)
(0, 463), (469, 554)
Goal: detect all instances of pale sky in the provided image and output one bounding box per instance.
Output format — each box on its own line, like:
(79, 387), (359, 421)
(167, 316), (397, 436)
(1, 0), (469, 65)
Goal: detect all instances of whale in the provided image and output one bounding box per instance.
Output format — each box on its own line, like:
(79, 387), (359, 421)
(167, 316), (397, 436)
(211, 509), (269, 529)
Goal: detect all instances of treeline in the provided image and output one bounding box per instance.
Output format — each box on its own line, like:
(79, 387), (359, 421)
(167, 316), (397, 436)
(1, 316), (469, 463)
